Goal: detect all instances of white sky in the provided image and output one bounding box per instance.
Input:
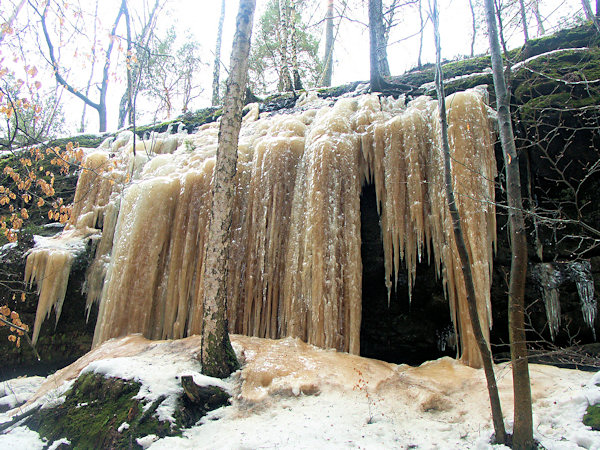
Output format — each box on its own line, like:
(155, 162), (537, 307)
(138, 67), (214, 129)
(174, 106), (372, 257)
(1, 0), (586, 133)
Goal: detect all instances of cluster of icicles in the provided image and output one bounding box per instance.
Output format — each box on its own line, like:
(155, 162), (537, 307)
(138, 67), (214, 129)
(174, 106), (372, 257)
(25, 88), (497, 368)
(532, 260), (597, 340)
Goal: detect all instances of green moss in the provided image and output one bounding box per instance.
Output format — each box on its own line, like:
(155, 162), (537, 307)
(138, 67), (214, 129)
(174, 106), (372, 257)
(442, 55), (491, 80)
(27, 373), (174, 448)
(25, 372), (230, 448)
(584, 404), (600, 430)
(526, 23), (600, 56)
(133, 107), (223, 136)
(317, 82), (361, 98)
(48, 135), (108, 149)
(512, 48), (600, 119)
(392, 23), (600, 92)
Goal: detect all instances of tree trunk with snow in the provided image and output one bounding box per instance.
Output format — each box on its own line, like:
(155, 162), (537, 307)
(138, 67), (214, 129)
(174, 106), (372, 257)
(201, 0), (256, 379)
(431, 1), (507, 444)
(483, 0), (533, 446)
(212, 0), (226, 106)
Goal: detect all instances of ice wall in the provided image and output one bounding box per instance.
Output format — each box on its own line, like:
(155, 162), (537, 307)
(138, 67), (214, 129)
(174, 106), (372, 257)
(27, 90), (497, 368)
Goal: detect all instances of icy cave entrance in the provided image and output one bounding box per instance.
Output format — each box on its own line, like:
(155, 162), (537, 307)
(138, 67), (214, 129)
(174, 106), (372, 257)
(359, 184), (456, 365)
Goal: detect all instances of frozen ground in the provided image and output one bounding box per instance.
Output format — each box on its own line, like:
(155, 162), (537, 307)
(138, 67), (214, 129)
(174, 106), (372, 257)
(1, 334), (599, 449)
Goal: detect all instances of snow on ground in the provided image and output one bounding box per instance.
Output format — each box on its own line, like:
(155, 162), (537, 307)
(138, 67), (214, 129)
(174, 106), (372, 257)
(0, 376), (45, 411)
(1, 334), (599, 449)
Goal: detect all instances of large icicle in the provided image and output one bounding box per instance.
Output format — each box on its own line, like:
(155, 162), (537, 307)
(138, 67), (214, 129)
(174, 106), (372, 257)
(24, 147), (117, 344)
(282, 98), (365, 354)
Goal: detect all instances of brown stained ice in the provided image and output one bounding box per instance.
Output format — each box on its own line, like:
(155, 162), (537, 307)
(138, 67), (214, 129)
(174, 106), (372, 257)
(26, 90), (497, 368)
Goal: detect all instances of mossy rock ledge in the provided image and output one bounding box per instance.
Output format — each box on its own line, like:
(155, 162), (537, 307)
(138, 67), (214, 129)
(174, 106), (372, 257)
(23, 372), (230, 449)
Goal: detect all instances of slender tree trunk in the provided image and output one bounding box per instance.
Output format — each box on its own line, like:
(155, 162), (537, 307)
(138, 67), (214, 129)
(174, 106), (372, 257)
(376, 2), (390, 76)
(431, 0), (507, 444)
(417, 0), (424, 68)
(212, 0), (226, 106)
(379, 0), (391, 77)
(583, 0), (594, 19)
(290, 1), (303, 90)
(322, 0), (334, 87)
(483, 0), (533, 447)
(119, 1), (133, 129)
(468, 0), (477, 57)
(368, 0), (388, 91)
(118, 0), (161, 128)
(276, 0), (293, 91)
(201, 0), (256, 379)
(38, 0), (124, 132)
(81, 1), (99, 132)
(495, 0), (510, 55)
(518, 0), (530, 43)
(582, 0), (600, 32)
(532, 0), (545, 35)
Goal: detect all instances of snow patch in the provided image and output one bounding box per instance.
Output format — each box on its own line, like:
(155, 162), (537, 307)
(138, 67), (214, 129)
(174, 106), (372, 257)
(0, 426), (46, 449)
(0, 377), (45, 410)
(47, 438), (71, 449)
(137, 434), (159, 448)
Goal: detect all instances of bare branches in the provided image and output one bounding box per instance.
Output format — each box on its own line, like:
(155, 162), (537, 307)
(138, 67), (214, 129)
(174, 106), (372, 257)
(31, 0), (128, 132)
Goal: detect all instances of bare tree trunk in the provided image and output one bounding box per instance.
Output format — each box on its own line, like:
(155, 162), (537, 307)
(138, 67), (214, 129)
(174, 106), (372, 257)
(37, 0), (125, 132)
(322, 0), (334, 87)
(276, 0), (293, 91)
(119, 1), (133, 129)
(582, 0), (600, 31)
(81, 1), (99, 132)
(201, 0), (256, 379)
(377, 6), (390, 76)
(118, 0), (162, 127)
(518, 0), (530, 43)
(368, 0), (389, 90)
(417, 0), (424, 68)
(532, 0), (545, 35)
(431, 0), (507, 444)
(483, 0), (533, 446)
(583, 0), (594, 19)
(380, 0), (393, 76)
(468, 0), (476, 57)
(495, 0), (510, 55)
(212, 0), (226, 106)
(290, 1), (303, 90)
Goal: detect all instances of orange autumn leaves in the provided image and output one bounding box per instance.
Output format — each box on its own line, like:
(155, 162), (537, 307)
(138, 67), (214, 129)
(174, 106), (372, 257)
(0, 302), (28, 348)
(1, 143), (83, 242)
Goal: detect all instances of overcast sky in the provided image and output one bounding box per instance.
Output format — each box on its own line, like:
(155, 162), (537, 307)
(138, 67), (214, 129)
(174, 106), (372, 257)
(2, 0), (586, 133)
